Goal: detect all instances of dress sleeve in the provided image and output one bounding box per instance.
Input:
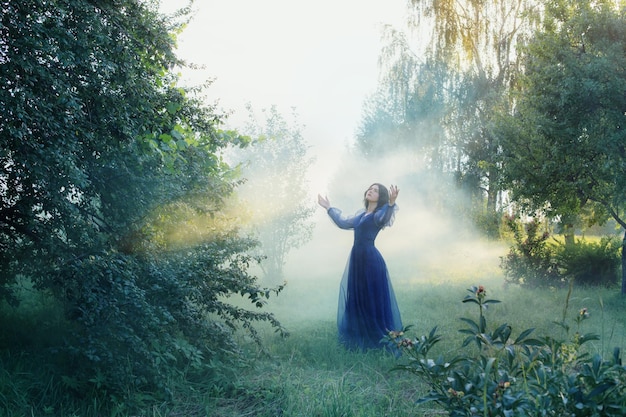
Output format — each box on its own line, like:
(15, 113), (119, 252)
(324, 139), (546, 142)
(327, 207), (357, 230)
(373, 203), (398, 229)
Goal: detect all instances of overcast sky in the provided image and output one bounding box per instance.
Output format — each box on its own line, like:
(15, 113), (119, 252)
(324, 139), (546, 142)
(159, 0), (407, 188)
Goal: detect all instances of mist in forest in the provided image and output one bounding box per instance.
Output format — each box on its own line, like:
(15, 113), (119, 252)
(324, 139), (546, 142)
(257, 145), (508, 324)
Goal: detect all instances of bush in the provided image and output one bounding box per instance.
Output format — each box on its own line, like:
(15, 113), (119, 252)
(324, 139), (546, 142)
(0, 1), (287, 411)
(57, 237), (288, 402)
(387, 285), (626, 416)
(472, 208), (503, 240)
(500, 216), (564, 287)
(555, 236), (621, 287)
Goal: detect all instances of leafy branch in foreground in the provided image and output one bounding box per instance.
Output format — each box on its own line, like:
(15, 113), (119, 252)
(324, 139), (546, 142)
(386, 285), (626, 416)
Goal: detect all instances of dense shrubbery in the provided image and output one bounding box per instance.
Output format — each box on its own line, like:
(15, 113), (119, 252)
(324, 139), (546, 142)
(500, 216), (621, 288)
(56, 237), (287, 404)
(388, 285), (626, 416)
(555, 236), (622, 287)
(500, 216), (563, 287)
(0, 1), (287, 412)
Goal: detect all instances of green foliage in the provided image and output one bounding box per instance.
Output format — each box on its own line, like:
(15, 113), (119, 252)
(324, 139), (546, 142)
(459, 285), (501, 346)
(555, 236), (622, 287)
(498, 0), (626, 229)
(363, 0), (540, 235)
(501, 216), (622, 288)
(469, 202), (504, 240)
(0, 0), (286, 409)
(55, 237), (287, 400)
(5, 274), (626, 415)
(355, 60), (449, 163)
(500, 216), (563, 287)
(387, 285), (626, 416)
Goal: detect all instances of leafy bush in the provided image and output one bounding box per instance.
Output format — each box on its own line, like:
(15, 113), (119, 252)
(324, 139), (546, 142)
(500, 216), (564, 287)
(471, 207), (503, 240)
(387, 285), (626, 416)
(57, 237), (287, 402)
(0, 0), (287, 411)
(555, 236), (621, 287)
(501, 214), (622, 288)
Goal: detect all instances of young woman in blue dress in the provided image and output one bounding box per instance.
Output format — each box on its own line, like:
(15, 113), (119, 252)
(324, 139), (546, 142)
(317, 183), (403, 351)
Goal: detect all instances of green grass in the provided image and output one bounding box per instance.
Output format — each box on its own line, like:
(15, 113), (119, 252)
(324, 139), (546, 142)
(2, 251), (626, 416)
(196, 271), (626, 417)
(197, 324), (431, 417)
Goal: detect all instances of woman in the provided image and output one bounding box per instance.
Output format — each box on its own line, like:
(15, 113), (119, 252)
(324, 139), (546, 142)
(318, 183), (403, 351)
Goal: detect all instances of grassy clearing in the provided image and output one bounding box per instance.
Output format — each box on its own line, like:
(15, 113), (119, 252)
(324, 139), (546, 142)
(2, 239), (626, 416)
(202, 267), (626, 417)
(201, 323), (431, 417)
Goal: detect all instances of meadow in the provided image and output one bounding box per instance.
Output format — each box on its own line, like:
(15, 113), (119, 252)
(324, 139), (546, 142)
(2, 234), (626, 416)
(199, 240), (626, 417)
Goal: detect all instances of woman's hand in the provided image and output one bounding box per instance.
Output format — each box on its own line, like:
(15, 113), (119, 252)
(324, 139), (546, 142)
(389, 185), (399, 205)
(317, 194), (331, 210)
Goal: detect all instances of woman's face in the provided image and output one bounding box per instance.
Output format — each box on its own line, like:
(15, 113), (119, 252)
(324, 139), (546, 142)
(365, 184), (379, 203)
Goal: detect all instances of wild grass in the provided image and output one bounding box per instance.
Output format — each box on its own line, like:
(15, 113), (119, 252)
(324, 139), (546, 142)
(2, 245), (626, 416)
(199, 269), (626, 417)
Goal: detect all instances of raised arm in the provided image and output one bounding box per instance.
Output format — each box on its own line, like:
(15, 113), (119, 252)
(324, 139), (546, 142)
(318, 194), (356, 229)
(327, 207), (357, 229)
(374, 185), (399, 228)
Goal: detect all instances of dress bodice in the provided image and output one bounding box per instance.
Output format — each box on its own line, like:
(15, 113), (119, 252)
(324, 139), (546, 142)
(353, 213), (380, 247)
(326, 204), (397, 244)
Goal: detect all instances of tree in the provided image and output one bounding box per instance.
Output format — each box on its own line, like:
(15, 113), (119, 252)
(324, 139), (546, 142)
(499, 0), (626, 292)
(230, 105), (315, 285)
(361, 0), (541, 236)
(0, 0), (284, 406)
(357, 56), (449, 170)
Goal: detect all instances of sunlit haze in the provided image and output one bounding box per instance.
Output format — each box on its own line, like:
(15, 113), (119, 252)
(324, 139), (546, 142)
(158, 0), (507, 324)
(159, 0), (406, 189)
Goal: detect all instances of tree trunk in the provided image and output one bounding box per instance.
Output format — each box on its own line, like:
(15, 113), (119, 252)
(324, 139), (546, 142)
(486, 169), (500, 238)
(563, 223), (575, 246)
(560, 213), (576, 246)
(621, 230), (626, 295)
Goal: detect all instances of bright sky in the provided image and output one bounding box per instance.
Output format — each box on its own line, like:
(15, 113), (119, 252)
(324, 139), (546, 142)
(159, 0), (407, 188)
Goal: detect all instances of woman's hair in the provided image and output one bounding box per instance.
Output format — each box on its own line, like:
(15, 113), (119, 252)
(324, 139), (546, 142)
(363, 183), (389, 210)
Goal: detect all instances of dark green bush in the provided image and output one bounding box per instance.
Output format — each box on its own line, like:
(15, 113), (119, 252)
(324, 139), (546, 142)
(500, 216), (621, 288)
(57, 237), (287, 402)
(0, 0), (285, 412)
(555, 236), (621, 287)
(500, 216), (564, 287)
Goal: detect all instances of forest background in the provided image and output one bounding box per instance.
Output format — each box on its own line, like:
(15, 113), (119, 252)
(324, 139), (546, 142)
(1, 0), (626, 415)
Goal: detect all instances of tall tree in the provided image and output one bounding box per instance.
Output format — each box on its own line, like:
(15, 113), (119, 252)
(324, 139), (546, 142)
(357, 56), (449, 170)
(0, 0), (283, 405)
(231, 105), (315, 285)
(499, 0), (626, 292)
(364, 0), (541, 235)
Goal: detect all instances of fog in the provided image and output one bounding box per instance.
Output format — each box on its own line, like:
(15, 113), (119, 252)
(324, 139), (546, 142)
(156, 1), (508, 325)
(264, 148), (508, 324)
(158, 0), (406, 157)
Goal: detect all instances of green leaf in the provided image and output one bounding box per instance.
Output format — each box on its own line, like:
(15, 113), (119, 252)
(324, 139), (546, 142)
(459, 317), (480, 332)
(514, 328), (536, 344)
(587, 383), (614, 399)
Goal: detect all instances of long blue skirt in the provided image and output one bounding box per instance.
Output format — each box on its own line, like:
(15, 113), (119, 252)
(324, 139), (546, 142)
(337, 244), (403, 351)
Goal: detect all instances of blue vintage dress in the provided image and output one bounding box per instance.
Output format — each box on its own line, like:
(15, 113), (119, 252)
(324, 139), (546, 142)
(326, 204), (403, 351)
